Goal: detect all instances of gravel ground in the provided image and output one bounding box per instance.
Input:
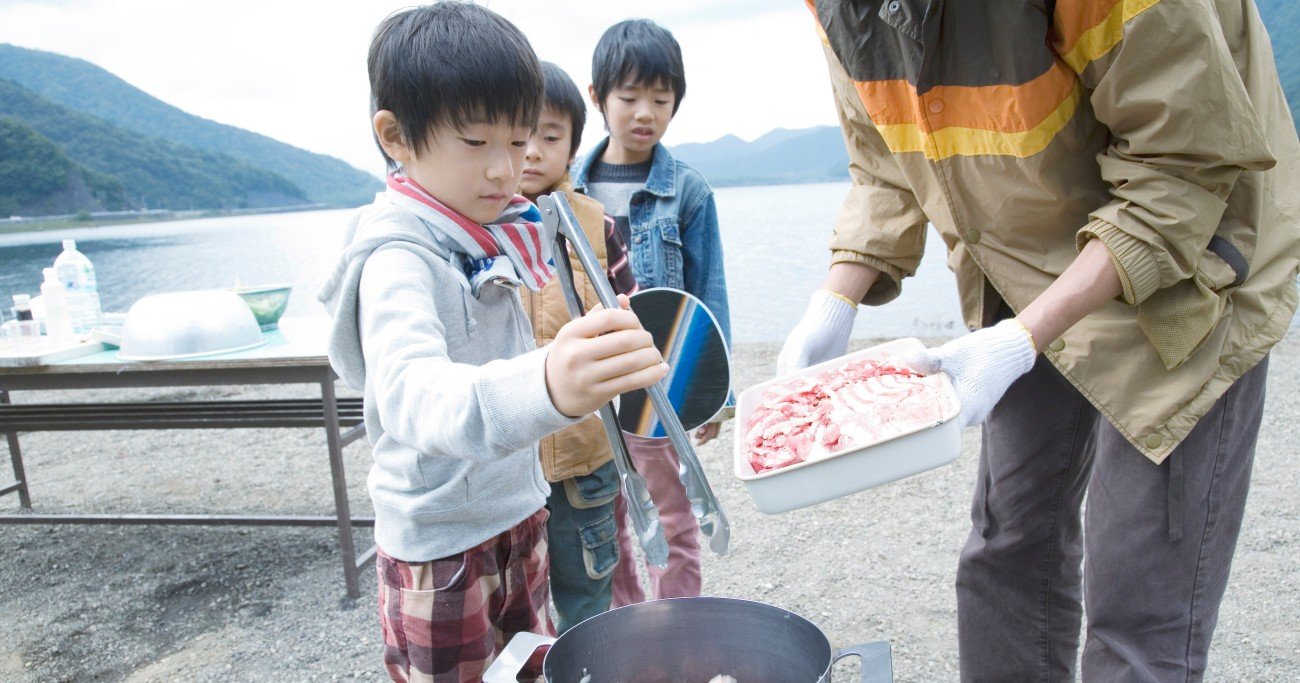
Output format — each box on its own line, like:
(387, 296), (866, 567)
(1, 335), (1297, 682)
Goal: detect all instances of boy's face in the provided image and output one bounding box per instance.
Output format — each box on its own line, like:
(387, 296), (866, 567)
(592, 78), (675, 164)
(374, 112), (531, 223)
(519, 106), (575, 200)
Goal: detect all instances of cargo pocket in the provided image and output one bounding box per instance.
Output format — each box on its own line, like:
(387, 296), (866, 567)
(384, 552), (471, 676)
(578, 512), (619, 580)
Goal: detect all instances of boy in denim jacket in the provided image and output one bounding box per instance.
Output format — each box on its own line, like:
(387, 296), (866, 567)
(517, 61), (639, 633)
(318, 5), (666, 680)
(571, 18), (731, 605)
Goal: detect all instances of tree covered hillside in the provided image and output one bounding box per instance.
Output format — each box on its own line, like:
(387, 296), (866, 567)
(0, 44), (382, 207)
(0, 78), (306, 214)
(0, 117), (124, 216)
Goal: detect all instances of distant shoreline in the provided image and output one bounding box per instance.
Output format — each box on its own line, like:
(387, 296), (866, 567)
(704, 174), (849, 189)
(0, 203), (338, 235)
(0, 178), (856, 235)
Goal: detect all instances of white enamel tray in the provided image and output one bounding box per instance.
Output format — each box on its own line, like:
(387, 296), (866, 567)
(733, 338), (962, 514)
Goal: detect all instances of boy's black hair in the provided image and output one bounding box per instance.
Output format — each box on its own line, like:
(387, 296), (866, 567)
(539, 62), (587, 154)
(368, 2), (542, 169)
(590, 19), (686, 116)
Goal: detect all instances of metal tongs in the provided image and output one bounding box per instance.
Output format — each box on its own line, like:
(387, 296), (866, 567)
(538, 193), (730, 564)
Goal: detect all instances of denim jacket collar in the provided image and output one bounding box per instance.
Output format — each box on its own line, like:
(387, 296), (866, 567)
(573, 138), (677, 198)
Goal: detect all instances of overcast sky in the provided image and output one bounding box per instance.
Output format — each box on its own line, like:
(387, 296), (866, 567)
(0, 0), (838, 179)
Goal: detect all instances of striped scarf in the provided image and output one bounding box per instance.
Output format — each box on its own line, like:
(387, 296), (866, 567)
(385, 173), (555, 293)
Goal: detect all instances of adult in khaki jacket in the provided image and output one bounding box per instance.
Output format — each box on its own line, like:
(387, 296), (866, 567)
(781, 1), (1299, 680)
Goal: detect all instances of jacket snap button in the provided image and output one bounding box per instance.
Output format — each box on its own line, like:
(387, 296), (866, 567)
(928, 98), (945, 114)
(1049, 338), (1065, 353)
(888, 1), (900, 12)
(965, 228), (981, 244)
(1145, 433), (1163, 449)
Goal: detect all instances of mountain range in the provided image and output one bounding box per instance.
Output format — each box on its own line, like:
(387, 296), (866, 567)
(669, 127), (850, 187)
(0, 44), (381, 217)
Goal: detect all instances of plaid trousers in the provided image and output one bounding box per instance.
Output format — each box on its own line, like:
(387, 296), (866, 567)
(376, 508), (553, 682)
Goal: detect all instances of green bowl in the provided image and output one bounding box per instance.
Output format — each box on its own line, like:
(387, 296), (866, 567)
(234, 284), (292, 330)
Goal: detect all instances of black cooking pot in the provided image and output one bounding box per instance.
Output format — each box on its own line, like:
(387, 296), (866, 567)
(483, 596), (892, 682)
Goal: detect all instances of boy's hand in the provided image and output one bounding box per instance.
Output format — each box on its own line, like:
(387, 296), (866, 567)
(546, 302), (668, 418)
(694, 422), (720, 445)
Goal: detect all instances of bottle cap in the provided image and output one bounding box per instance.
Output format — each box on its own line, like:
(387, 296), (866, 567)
(63, 239), (76, 250)
(13, 294), (30, 309)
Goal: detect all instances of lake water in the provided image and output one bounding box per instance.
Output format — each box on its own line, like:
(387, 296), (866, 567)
(1, 181), (1290, 344)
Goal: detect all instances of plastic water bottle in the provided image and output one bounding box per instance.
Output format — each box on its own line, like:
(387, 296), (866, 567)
(53, 239), (102, 335)
(40, 267), (75, 342)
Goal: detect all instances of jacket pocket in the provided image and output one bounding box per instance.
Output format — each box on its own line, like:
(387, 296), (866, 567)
(655, 217), (685, 289)
(578, 511), (619, 580)
(373, 443), (431, 491)
(1137, 237), (1248, 370)
(407, 455), (471, 516)
(877, 0), (924, 41)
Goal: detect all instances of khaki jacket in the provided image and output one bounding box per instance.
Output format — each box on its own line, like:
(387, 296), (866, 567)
(811, 0), (1299, 462)
(521, 186), (615, 481)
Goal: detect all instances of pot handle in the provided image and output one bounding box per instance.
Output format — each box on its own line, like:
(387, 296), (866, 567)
(832, 641), (893, 683)
(481, 631), (556, 683)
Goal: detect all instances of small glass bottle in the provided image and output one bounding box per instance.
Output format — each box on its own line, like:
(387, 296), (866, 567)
(0, 320), (18, 351)
(11, 294), (38, 349)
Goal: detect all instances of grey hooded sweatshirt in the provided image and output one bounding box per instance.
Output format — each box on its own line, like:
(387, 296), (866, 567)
(317, 193), (578, 562)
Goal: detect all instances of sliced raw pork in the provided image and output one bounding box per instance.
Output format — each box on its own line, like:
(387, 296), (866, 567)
(745, 357), (956, 473)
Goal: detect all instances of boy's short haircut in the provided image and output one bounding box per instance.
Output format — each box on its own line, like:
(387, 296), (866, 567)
(591, 19), (686, 115)
(368, 1), (543, 168)
(539, 62), (587, 153)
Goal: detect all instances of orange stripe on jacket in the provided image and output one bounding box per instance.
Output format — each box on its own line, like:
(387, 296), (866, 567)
(1053, 0), (1124, 56)
(851, 60), (1078, 134)
(1054, 0), (1165, 73)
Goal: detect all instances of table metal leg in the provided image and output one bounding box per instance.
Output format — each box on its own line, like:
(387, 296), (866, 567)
(1, 390), (31, 508)
(321, 375), (361, 600)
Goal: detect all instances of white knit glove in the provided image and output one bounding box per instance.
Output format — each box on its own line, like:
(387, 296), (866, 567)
(776, 289), (858, 375)
(906, 319), (1038, 429)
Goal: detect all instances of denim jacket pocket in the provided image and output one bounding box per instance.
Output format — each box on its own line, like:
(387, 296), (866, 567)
(655, 217), (685, 289)
(629, 217), (685, 290)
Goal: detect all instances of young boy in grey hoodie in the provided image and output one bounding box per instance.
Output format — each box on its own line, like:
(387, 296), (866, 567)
(316, 5), (667, 680)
